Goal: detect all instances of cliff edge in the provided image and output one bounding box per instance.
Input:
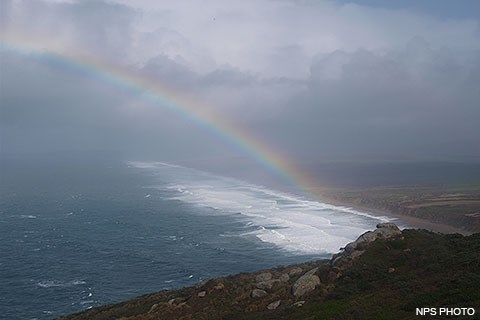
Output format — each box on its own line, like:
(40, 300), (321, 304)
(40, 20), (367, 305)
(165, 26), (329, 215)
(59, 225), (480, 320)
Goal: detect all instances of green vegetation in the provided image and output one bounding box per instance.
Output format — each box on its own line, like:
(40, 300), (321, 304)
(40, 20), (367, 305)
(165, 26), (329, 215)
(59, 229), (480, 320)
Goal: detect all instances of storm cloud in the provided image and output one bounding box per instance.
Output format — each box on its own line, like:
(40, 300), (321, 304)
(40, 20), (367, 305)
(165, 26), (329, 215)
(1, 0), (479, 165)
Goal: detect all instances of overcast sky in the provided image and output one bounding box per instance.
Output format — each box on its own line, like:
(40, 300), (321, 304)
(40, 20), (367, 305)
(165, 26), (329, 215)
(1, 0), (479, 166)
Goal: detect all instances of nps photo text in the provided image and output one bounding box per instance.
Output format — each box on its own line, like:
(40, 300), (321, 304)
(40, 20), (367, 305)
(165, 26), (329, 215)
(416, 308), (476, 316)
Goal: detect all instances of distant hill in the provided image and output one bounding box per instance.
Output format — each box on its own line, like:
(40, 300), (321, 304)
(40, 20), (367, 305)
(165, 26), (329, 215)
(59, 225), (480, 320)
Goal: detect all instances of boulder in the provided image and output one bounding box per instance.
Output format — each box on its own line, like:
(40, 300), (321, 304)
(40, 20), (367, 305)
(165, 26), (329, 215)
(167, 298), (185, 306)
(288, 267), (303, 277)
(357, 223), (402, 246)
(332, 223), (402, 269)
(279, 273), (290, 282)
(251, 289), (268, 298)
(148, 303), (159, 313)
(292, 267), (320, 297)
(255, 279), (279, 290)
(267, 300), (281, 310)
(377, 222), (401, 230)
(255, 272), (272, 282)
(293, 300), (305, 307)
(213, 282), (224, 290)
(197, 291), (206, 297)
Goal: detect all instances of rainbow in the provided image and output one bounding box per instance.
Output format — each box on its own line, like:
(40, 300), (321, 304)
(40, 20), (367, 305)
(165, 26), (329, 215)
(0, 29), (321, 197)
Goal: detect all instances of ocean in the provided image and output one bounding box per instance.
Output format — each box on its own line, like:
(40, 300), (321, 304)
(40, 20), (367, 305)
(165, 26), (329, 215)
(0, 158), (392, 319)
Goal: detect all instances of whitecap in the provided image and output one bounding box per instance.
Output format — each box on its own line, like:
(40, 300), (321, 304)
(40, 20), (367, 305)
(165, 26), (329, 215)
(131, 161), (395, 255)
(37, 279), (86, 288)
(37, 280), (64, 288)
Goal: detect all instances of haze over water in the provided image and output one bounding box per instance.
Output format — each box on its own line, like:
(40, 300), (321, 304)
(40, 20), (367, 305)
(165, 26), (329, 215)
(0, 157), (391, 319)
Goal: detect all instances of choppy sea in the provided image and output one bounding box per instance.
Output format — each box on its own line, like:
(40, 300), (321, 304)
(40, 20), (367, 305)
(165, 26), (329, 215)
(0, 158), (393, 319)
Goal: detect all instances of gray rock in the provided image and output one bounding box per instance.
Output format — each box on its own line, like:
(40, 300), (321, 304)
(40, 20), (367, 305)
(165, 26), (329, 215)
(255, 272), (273, 282)
(213, 282), (224, 290)
(197, 291), (206, 297)
(343, 241), (358, 253)
(251, 288), (268, 298)
(292, 267), (320, 297)
(304, 267), (319, 277)
(256, 279), (279, 290)
(267, 300), (281, 310)
(377, 222), (401, 230)
(148, 303), (159, 313)
(293, 300), (305, 307)
(167, 298), (184, 306)
(356, 231), (378, 244)
(279, 273), (290, 282)
(357, 223), (401, 245)
(332, 223), (402, 270)
(288, 267), (303, 277)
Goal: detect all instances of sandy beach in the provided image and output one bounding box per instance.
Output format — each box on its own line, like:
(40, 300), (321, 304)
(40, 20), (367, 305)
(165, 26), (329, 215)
(313, 189), (473, 236)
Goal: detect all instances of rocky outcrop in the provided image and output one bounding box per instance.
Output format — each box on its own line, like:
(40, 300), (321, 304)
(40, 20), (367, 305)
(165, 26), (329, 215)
(292, 267), (320, 297)
(331, 223), (402, 271)
(61, 228), (479, 320)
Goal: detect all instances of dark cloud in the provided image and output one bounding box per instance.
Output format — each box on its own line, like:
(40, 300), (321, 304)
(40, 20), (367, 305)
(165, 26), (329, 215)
(1, 0), (479, 164)
(256, 38), (480, 161)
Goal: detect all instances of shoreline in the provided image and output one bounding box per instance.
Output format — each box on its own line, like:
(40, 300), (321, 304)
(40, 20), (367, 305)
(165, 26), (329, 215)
(313, 190), (473, 236)
(60, 227), (480, 320)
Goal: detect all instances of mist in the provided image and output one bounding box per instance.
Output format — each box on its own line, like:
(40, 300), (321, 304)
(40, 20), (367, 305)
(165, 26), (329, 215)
(1, 0), (480, 172)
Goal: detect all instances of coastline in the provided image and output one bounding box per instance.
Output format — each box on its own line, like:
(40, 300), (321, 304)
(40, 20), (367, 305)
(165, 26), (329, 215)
(60, 226), (480, 320)
(312, 189), (473, 236)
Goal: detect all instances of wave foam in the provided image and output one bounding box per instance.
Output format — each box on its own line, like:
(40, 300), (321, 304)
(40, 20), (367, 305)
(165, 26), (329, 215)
(37, 280), (86, 288)
(131, 161), (394, 255)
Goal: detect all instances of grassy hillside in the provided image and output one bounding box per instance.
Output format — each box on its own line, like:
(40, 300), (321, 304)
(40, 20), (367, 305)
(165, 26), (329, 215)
(59, 228), (480, 320)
